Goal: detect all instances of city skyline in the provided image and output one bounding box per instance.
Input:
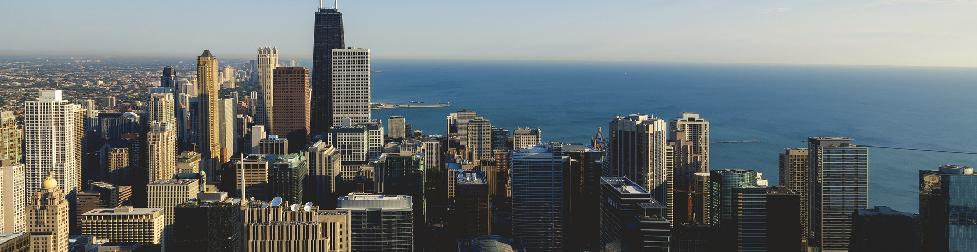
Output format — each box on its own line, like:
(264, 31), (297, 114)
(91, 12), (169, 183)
(0, 0), (974, 251)
(2, 0), (977, 67)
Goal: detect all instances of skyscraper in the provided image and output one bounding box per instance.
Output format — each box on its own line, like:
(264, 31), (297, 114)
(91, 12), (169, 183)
(197, 50), (221, 174)
(256, 47), (278, 129)
(454, 171), (491, 238)
(148, 87), (176, 127)
(599, 177), (671, 251)
(710, 169), (767, 248)
(849, 206), (919, 252)
(337, 193), (414, 251)
(560, 144), (603, 251)
(146, 121), (176, 183)
(272, 66), (311, 151)
(807, 137), (868, 251)
(0, 111), (22, 163)
(766, 187), (802, 252)
(217, 97), (236, 163)
(466, 118), (493, 162)
(0, 161), (25, 233)
(608, 114), (671, 223)
(304, 140), (342, 208)
(510, 145), (567, 251)
(27, 174), (69, 252)
(330, 48), (371, 127)
(919, 164), (977, 252)
(161, 66), (177, 89)
(512, 128), (541, 149)
(671, 112), (710, 174)
(311, 5), (346, 134)
(267, 153), (308, 204)
(24, 90), (83, 198)
(779, 147), (809, 240)
(167, 192), (242, 252)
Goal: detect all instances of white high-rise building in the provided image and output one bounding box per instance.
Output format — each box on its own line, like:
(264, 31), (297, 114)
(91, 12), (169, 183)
(148, 87), (176, 127)
(146, 122), (177, 183)
(217, 98), (236, 163)
(250, 125), (266, 154)
(0, 161), (25, 232)
(24, 90), (82, 198)
(256, 47), (278, 129)
(331, 48), (371, 127)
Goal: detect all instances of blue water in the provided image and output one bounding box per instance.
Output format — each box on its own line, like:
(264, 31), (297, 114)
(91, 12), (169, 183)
(370, 60), (977, 213)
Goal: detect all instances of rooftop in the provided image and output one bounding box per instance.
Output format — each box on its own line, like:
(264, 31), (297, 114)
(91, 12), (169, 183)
(0, 232), (26, 244)
(147, 179), (197, 185)
(336, 193), (412, 210)
(82, 206), (161, 216)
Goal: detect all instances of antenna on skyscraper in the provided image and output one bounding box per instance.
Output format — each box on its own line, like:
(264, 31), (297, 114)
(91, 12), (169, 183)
(319, 0), (323, 9)
(335, 0), (339, 9)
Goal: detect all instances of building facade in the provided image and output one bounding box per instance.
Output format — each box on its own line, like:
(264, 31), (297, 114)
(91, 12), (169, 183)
(511, 128), (541, 150)
(330, 48), (371, 127)
(27, 174), (69, 252)
(197, 50), (221, 174)
(80, 207), (164, 245)
(510, 146), (567, 251)
(0, 162), (25, 233)
(272, 67), (311, 152)
(147, 179), (199, 226)
(146, 121), (177, 183)
(808, 137), (868, 251)
(256, 47), (278, 129)
(779, 147), (809, 239)
(608, 114), (671, 223)
(337, 194), (414, 251)
(24, 90), (83, 199)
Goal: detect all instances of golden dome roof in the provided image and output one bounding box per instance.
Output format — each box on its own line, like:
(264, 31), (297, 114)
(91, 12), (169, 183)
(42, 173), (58, 190)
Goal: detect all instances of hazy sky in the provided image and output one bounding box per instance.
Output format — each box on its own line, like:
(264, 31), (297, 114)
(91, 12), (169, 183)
(2, 0), (976, 67)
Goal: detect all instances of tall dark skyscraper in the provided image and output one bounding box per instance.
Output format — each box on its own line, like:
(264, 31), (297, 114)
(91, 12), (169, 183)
(311, 6), (346, 135)
(160, 66), (176, 88)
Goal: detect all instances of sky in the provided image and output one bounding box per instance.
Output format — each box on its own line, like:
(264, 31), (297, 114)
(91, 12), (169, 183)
(1, 0), (976, 67)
